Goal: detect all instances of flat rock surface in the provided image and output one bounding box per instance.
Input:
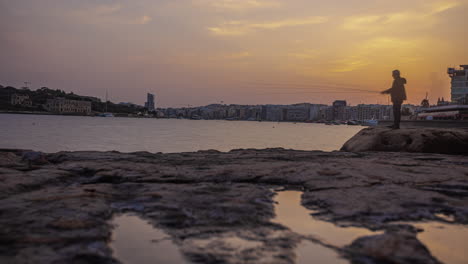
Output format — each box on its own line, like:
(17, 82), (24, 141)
(1, 148), (467, 264)
(341, 127), (468, 155)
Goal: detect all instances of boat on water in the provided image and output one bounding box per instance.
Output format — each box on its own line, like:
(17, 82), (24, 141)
(97, 89), (114, 117)
(98, 113), (114, 117)
(347, 120), (359, 126)
(363, 119), (378, 126)
(417, 105), (468, 120)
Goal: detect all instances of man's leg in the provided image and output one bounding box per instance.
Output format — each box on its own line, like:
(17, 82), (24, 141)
(393, 102), (402, 129)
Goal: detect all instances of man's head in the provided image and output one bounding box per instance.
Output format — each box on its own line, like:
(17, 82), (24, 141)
(392, 70), (401, 79)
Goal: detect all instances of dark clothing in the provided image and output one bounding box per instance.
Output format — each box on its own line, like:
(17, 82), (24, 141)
(383, 77), (407, 128)
(384, 77), (407, 103)
(393, 102), (402, 129)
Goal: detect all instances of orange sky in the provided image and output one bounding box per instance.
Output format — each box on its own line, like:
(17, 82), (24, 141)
(1, 0), (467, 107)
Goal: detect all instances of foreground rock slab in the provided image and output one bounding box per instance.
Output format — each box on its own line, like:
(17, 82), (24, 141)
(341, 127), (468, 155)
(0, 148), (467, 264)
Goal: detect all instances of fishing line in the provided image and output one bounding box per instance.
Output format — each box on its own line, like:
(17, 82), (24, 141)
(252, 91), (380, 95)
(238, 81), (381, 94)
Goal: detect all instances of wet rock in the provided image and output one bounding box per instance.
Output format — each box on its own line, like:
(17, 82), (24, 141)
(302, 184), (468, 227)
(341, 127), (468, 155)
(22, 151), (48, 165)
(1, 149), (468, 263)
(345, 229), (441, 264)
(47, 219), (96, 230)
(0, 152), (22, 167)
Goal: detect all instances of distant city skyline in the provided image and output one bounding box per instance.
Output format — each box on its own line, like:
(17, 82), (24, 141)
(1, 0), (467, 107)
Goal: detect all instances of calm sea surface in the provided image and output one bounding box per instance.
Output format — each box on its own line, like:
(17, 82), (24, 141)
(0, 114), (363, 153)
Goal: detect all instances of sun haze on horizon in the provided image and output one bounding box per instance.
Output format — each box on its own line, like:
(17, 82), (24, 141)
(1, 0), (467, 107)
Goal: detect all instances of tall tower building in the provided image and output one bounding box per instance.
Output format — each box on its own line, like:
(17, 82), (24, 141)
(145, 93), (155, 111)
(332, 100), (347, 120)
(448, 65), (468, 103)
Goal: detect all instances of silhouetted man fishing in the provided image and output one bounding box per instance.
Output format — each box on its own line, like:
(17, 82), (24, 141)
(381, 70), (407, 129)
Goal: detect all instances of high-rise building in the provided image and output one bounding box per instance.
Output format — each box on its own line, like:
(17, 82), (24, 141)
(145, 93), (155, 111)
(332, 100), (347, 120)
(309, 104), (326, 121)
(448, 65), (468, 103)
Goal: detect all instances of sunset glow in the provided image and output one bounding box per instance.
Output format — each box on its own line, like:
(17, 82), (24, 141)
(1, 0), (467, 107)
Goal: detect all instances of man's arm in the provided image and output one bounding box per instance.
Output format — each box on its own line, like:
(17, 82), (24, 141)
(381, 88), (392, 95)
(381, 80), (397, 94)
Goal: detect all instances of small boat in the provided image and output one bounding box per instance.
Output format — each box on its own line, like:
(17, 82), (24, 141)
(363, 119), (378, 126)
(99, 113), (114, 117)
(99, 90), (114, 117)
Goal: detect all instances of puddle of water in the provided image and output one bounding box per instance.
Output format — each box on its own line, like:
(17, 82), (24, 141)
(434, 213), (455, 222)
(110, 214), (189, 264)
(108, 192), (468, 264)
(273, 191), (468, 264)
(273, 191), (379, 247)
(403, 221), (468, 264)
(194, 236), (262, 250)
(296, 241), (348, 264)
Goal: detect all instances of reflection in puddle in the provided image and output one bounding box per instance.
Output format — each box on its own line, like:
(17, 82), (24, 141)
(273, 191), (378, 264)
(194, 236), (262, 250)
(273, 191), (379, 247)
(109, 191), (468, 264)
(434, 213), (455, 222)
(295, 241), (347, 264)
(404, 222), (468, 264)
(110, 214), (189, 264)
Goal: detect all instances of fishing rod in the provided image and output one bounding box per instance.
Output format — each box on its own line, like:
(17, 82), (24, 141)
(253, 91), (381, 95)
(237, 81), (381, 95)
(243, 80), (368, 90)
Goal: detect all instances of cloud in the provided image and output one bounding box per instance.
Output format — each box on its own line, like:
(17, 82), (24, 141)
(331, 57), (372, 73)
(94, 4), (122, 15)
(288, 50), (320, 59)
(133, 15), (152, 25)
(330, 37), (423, 72)
(430, 1), (460, 14)
(224, 51), (252, 59)
(343, 1), (461, 33)
(195, 0), (280, 10)
(68, 3), (152, 26)
(209, 17), (328, 36)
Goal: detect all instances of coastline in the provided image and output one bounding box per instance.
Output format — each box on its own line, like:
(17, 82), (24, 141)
(4, 111), (468, 130)
(1, 142), (468, 263)
(378, 119), (468, 128)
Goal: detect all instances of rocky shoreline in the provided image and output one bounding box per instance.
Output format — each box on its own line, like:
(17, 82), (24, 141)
(1, 128), (468, 264)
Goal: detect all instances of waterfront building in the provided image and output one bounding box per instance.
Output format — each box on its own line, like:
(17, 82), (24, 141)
(246, 106), (261, 121)
(448, 65), (468, 103)
(155, 110), (165, 118)
(284, 104), (310, 121)
(355, 104), (393, 121)
(227, 106), (238, 119)
(238, 108), (247, 120)
(344, 106), (358, 121)
(318, 106), (334, 121)
(309, 104), (326, 121)
(10, 94), (32, 107)
(145, 93), (156, 111)
(44, 98), (91, 114)
(437, 98), (450, 106)
(380, 105), (393, 120)
(261, 105), (285, 121)
(417, 105), (468, 120)
(332, 100), (347, 120)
